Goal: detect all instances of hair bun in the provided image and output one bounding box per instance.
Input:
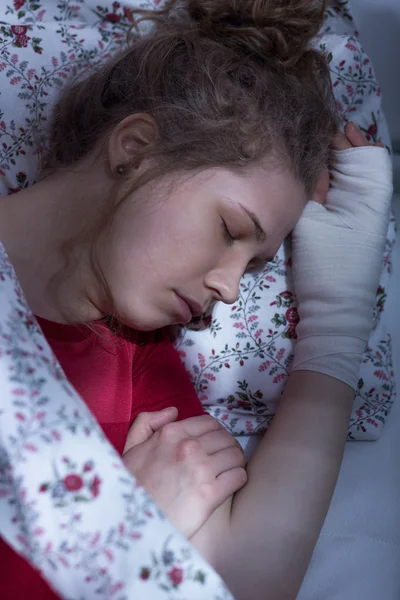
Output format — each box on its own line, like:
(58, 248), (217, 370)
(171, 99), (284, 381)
(182, 0), (325, 68)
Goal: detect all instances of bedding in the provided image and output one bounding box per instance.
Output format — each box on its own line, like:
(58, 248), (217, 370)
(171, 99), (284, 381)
(0, 0), (396, 442)
(0, 2), (399, 599)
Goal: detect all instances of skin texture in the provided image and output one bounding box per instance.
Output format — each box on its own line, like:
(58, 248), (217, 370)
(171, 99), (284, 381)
(99, 162), (306, 331)
(122, 410), (247, 539)
(0, 114), (307, 330)
(0, 114), (306, 543)
(124, 124), (386, 600)
(0, 111), (383, 599)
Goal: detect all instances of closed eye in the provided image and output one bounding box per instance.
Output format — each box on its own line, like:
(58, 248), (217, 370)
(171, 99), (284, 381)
(220, 218), (236, 246)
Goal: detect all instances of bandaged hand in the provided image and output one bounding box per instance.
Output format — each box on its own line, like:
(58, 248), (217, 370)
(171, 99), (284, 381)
(291, 124), (393, 390)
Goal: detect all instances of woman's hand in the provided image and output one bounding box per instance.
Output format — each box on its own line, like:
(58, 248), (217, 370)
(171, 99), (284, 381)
(311, 122), (385, 205)
(291, 122), (393, 389)
(122, 409), (247, 539)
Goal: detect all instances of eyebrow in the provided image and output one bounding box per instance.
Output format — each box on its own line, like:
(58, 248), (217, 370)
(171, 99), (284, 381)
(238, 202), (267, 243)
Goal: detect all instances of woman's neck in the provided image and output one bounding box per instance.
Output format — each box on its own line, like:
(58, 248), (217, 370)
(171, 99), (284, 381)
(0, 169), (109, 324)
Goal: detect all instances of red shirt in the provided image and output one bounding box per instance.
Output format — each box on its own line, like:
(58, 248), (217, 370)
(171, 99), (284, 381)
(0, 318), (204, 599)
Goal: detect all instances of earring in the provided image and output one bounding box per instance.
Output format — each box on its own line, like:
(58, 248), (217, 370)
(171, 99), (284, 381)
(116, 164), (126, 175)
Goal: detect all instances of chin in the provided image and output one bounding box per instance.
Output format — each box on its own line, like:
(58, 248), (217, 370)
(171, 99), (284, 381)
(115, 311), (173, 332)
(129, 322), (162, 332)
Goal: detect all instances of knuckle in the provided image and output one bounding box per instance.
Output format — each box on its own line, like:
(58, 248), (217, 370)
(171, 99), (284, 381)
(236, 467), (248, 485)
(234, 467), (247, 486)
(198, 482), (216, 504)
(176, 438), (202, 460)
(195, 461), (214, 484)
(225, 467), (247, 493)
(203, 414), (221, 429)
(217, 429), (237, 448)
(222, 429), (237, 444)
(159, 421), (179, 443)
(231, 446), (246, 465)
(134, 412), (149, 424)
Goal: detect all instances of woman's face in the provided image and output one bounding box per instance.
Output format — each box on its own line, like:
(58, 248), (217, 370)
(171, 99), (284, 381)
(98, 163), (307, 330)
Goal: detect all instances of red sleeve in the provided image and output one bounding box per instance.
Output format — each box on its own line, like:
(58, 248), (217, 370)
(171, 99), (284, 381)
(130, 330), (205, 422)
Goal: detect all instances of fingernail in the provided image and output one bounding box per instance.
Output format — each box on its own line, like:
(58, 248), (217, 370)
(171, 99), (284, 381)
(347, 121), (357, 130)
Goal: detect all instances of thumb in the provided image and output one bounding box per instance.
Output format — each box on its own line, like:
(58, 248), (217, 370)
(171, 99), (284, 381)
(123, 407), (178, 454)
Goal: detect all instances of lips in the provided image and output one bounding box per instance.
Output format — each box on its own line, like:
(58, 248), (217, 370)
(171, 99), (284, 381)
(175, 294), (205, 322)
(175, 294), (193, 323)
(180, 296), (205, 318)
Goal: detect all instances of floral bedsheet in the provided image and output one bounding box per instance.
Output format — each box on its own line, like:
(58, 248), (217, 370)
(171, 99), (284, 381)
(0, 2), (396, 599)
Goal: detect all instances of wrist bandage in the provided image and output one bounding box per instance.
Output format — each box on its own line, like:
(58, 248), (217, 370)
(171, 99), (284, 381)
(291, 147), (393, 390)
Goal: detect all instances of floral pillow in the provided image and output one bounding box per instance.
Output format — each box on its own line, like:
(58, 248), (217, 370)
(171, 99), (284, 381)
(177, 27), (396, 441)
(0, 1), (395, 442)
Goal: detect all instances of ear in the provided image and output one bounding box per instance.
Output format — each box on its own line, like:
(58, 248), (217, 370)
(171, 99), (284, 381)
(108, 113), (157, 176)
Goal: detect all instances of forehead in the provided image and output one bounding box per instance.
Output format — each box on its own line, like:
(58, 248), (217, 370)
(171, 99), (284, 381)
(212, 163), (307, 232)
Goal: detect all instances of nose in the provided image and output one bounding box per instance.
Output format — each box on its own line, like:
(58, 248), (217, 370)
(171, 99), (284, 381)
(204, 262), (244, 305)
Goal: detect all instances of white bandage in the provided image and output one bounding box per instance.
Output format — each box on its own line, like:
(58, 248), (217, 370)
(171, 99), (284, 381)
(291, 147), (393, 390)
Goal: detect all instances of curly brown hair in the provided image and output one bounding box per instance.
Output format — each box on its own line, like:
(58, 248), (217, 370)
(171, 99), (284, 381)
(43, 0), (338, 197)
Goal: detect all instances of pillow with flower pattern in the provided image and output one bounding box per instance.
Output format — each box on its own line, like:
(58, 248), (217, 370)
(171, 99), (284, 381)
(0, 0), (396, 442)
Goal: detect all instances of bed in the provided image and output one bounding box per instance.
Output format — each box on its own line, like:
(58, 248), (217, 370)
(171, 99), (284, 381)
(0, 1), (399, 598)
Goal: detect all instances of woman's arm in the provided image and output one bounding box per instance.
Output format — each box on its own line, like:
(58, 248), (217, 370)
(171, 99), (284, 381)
(191, 125), (393, 599)
(192, 371), (353, 599)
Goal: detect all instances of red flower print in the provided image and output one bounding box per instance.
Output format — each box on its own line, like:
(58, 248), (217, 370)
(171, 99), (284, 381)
(285, 307), (299, 325)
(13, 0), (25, 10)
(11, 25), (27, 36)
(140, 567), (151, 580)
(287, 325), (298, 339)
(168, 567), (183, 587)
(368, 123), (377, 137)
(123, 7), (133, 21)
(91, 474), (102, 497)
(15, 34), (29, 47)
(203, 314), (212, 327)
(237, 400), (250, 409)
(105, 13), (121, 23)
(63, 474), (84, 492)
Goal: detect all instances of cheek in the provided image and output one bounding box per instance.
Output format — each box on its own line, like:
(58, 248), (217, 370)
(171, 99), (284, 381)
(105, 193), (225, 284)
(151, 206), (223, 268)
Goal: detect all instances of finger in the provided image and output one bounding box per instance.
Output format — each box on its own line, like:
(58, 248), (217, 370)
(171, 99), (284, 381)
(210, 445), (246, 477)
(198, 428), (242, 455)
(311, 168), (330, 205)
(345, 121), (370, 147)
(123, 407), (178, 454)
(180, 414), (223, 438)
(375, 141), (385, 148)
(332, 130), (352, 151)
(207, 467), (248, 507)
